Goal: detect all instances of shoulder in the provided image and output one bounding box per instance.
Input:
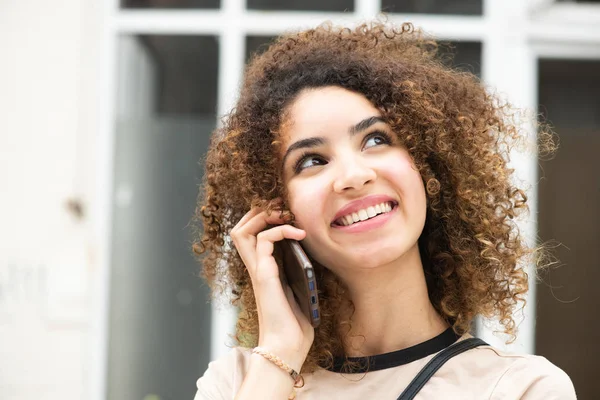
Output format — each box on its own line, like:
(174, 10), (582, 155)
(194, 347), (253, 400)
(460, 343), (577, 400)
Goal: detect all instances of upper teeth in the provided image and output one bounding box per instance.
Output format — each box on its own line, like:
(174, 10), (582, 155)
(337, 202), (394, 226)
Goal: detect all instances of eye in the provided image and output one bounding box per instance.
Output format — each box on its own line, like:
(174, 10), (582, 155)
(294, 153), (327, 173)
(363, 131), (393, 149)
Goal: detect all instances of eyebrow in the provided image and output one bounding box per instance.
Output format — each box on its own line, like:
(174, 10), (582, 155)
(282, 116), (386, 166)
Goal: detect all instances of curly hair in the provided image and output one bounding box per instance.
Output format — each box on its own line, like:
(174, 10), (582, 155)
(191, 21), (556, 373)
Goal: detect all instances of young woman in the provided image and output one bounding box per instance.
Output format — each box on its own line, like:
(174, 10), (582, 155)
(192, 22), (576, 399)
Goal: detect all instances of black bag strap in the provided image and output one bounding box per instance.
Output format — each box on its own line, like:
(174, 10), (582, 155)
(396, 337), (488, 400)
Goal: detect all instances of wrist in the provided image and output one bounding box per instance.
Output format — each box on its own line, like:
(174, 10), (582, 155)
(249, 352), (296, 383)
(256, 344), (308, 372)
(241, 354), (298, 400)
(253, 347), (305, 386)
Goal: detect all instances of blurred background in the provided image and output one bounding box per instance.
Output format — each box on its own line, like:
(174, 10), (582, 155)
(1, 0), (599, 399)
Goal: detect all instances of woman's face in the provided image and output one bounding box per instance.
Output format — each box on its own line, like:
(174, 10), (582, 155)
(280, 86), (427, 275)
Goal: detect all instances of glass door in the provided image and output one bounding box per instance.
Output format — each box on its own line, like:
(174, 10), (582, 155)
(536, 58), (600, 400)
(107, 34), (218, 400)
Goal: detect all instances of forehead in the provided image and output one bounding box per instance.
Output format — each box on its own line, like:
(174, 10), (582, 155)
(281, 86), (381, 142)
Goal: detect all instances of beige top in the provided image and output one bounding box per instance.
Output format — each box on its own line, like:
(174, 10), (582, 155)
(194, 332), (576, 400)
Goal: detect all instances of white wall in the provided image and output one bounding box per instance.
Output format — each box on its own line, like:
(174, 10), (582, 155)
(0, 1), (100, 399)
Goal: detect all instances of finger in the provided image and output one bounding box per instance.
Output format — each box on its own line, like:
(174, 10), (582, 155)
(234, 209), (288, 239)
(283, 284), (309, 325)
(255, 225), (306, 260)
(234, 224), (304, 282)
(244, 225), (305, 283)
(231, 207), (262, 232)
(231, 210), (286, 268)
(233, 203), (286, 232)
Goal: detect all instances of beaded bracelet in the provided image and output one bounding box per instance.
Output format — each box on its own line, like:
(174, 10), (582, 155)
(252, 347), (305, 396)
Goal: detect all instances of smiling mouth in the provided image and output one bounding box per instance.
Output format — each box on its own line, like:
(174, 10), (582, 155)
(332, 201), (398, 227)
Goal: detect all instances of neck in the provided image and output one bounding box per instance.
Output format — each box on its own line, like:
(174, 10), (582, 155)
(336, 245), (449, 357)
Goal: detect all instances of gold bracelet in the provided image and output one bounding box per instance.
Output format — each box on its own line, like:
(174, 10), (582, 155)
(252, 347), (305, 388)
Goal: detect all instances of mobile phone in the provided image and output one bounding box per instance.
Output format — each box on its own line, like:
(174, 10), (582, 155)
(277, 239), (321, 328)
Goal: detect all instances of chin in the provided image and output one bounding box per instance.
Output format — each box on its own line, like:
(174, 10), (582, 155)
(325, 242), (412, 272)
(351, 248), (405, 269)
(303, 233), (418, 271)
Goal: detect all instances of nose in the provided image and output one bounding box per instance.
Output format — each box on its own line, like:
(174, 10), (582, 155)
(332, 156), (376, 193)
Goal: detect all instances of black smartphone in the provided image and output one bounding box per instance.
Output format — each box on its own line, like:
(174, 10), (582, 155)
(277, 239), (321, 328)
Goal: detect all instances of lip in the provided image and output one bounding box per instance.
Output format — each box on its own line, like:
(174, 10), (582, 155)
(331, 194), (398, 225)
(332, 203), (398, 233)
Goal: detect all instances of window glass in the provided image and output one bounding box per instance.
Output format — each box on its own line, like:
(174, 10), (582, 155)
(121, 0), (220, 9)
(440, 41), (482, 78)
(536, 59), (600, 400)
(247, 36), (482, 78)
(108, 34), (217, 400)
(382, 0), (482, 15)
(247, 0), (353, 12)
(246, 35), (276, 63)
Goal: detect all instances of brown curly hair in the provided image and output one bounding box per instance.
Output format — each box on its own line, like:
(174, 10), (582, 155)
(191, 21), (556, 373)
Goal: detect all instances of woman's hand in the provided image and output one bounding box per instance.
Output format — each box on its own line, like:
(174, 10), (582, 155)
(229, 207), (315, 371)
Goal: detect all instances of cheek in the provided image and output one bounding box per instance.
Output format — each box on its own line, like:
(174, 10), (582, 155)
(380, 153), (427, 215)
(287, 180), (328, 229)
(403, 174), (428, 230)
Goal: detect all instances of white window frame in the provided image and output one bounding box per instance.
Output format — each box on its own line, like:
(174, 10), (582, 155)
(90, 0), (600, 398)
